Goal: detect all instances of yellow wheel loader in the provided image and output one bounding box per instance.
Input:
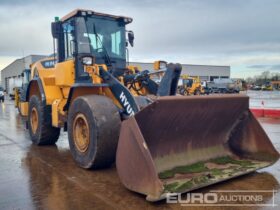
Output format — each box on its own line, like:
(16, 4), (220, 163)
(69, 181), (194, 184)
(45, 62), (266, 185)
(18, 9), (279, 201)
(178, 75), (204, 95)
(15, 69), (31, 115)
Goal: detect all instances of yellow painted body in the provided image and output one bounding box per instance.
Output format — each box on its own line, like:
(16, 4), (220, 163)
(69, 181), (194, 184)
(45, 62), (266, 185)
(32, 59), (64, 105)
(14, 88), (20, 108)
(54, 60), (75, 86)
(153, 60), (167, 70)
(14, 87), (30, 116)
(262, 85), (273, 91)
(15, 88), (29, 116)
(20, 102), (29, 116)
(21, 57), (145, 128)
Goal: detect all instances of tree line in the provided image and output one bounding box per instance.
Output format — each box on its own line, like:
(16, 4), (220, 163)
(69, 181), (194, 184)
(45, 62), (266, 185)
(246, 71), (280, 85)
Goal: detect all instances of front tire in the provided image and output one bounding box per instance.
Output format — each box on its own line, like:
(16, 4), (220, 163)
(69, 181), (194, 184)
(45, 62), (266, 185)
(179, 87), (188, 96)
(194, 89), (201, 95)
(28, 95), (60, 145)
(68, 95), (121, 169)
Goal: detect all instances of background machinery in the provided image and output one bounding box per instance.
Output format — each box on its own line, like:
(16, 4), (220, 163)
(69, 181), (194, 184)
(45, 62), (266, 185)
(178, 75), (204, 95)
(207, 78), (241, 94)
(262, 82), (273, 91)
(0, 87), (4, 102)
(14, 69), (31, 114)
(17, 9), (279, 201)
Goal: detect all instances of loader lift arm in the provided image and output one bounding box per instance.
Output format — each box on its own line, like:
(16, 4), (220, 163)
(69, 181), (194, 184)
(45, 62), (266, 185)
(99, 63), (182, 116)
(124, 63), (182, 96)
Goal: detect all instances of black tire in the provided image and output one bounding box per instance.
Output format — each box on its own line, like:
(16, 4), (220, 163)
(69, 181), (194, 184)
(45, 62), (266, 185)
(179, 88), (183, 95)
(68, 95), (121, 169)
(194, 89), (201, 95)
(28, 95), (60, 145)
(179, 87), (188, 96)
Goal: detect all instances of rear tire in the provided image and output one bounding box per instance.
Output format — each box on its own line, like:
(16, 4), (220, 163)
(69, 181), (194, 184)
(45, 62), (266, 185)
(179, 87), (188, 96)
(28, 95), (60, 145)
(68, 95), (121, 169)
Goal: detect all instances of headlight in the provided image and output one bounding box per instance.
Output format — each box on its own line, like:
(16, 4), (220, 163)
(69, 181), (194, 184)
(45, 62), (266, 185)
(82, 56), (94, 66)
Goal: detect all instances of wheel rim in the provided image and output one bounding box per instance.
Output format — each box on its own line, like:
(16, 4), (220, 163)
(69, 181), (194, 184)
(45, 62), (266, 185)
(73, 113), (90, 153)
(30, 107), (39, 134)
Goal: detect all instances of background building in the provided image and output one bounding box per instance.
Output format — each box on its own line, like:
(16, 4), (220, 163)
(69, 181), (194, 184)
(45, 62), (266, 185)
(1, 55), (46, 94)
(130, 62), (230, 81)
(1, 56), (230, 95)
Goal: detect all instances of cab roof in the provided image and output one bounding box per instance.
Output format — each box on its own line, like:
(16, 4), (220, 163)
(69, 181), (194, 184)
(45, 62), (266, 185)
(60, 9), (133, 23)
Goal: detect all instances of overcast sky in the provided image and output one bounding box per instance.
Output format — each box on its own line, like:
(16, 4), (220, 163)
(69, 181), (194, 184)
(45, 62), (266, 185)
(0, 0), (279, 78)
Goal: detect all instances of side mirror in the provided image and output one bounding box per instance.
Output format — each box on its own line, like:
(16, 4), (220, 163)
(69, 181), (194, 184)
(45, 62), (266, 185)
(128, 31), (134, 47)
(51, 22), (61, 39)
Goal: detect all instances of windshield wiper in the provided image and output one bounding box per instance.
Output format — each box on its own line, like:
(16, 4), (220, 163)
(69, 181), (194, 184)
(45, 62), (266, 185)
(93, 23), (113, 67)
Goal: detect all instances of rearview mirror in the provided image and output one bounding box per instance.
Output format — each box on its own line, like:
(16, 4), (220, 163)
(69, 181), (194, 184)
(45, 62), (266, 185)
(128, 31), (134, 47)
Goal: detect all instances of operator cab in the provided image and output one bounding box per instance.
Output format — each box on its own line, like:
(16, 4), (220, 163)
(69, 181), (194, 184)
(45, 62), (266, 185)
(51, 9), (133, 82)
(183, 78), (194, 88)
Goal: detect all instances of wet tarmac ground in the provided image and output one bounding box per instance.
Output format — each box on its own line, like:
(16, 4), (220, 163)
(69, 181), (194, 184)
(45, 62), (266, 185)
(0, 99), (279, 210)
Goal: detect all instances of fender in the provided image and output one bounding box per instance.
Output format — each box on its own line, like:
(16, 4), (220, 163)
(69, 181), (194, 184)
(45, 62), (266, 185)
(63, 83), (110, 111)
(23, 77), (47, 130)
(25, 77), (46, 105)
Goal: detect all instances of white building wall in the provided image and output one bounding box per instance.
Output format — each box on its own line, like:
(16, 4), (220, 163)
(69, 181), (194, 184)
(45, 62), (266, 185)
(1, 55), (46, 93)
(129, 62), (230, 81)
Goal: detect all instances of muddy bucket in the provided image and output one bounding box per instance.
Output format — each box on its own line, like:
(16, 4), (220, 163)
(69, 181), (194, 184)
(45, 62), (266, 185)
(116, 95), (279, 201)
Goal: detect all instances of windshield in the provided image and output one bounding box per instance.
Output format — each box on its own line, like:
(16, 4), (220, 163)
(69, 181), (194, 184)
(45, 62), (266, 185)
(76, 16), (126, 60)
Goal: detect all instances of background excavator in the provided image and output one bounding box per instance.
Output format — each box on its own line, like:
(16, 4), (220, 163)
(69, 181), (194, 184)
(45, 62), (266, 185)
(16, 9), (279, 201)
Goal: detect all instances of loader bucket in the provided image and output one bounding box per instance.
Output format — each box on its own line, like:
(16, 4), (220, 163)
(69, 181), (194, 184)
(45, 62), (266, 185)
(116, 95), (279, 201)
